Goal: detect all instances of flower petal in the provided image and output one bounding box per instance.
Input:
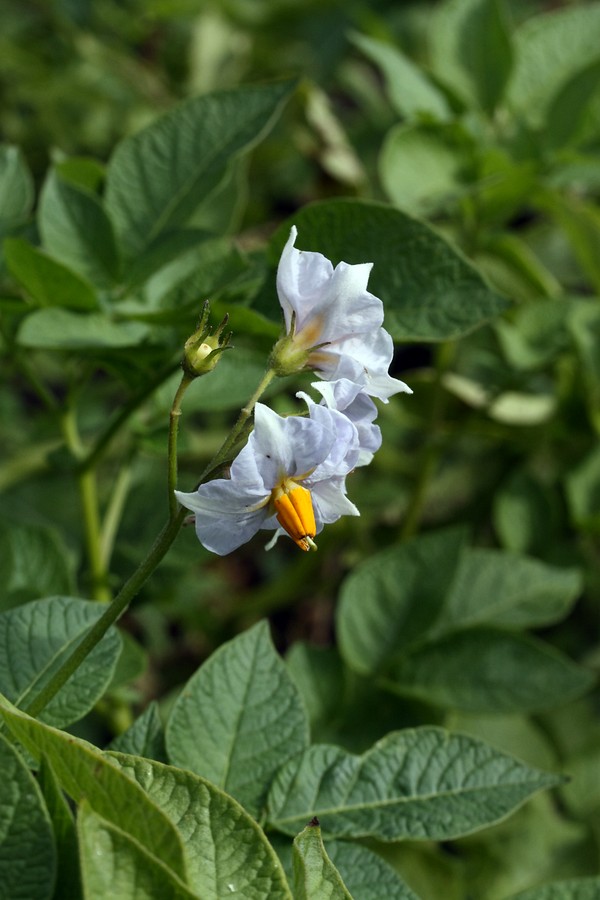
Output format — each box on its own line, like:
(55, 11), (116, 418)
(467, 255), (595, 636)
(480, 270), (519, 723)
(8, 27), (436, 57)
(310, 378), (382, 464)
(297, 392), (360, 477)
(251, 403), (336, 484)
(175, 479), (269, 555)
(277, 227), (383, 348)
(323, 329), (413, 401)
(311, 476), (360, 524)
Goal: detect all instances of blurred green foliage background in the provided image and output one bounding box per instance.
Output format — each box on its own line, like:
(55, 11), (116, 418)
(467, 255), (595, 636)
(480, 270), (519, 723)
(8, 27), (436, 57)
(1, 1), (600, 897)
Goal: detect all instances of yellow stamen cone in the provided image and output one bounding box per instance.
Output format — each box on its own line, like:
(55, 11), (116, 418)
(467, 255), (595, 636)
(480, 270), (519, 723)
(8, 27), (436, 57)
(274, 484), (317, 552)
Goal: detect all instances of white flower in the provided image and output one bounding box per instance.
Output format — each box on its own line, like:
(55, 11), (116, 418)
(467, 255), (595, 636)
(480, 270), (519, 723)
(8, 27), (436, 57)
(298, 378), (381, 467)
(175, 402), (359, 556)
(276, 226), (412, 401)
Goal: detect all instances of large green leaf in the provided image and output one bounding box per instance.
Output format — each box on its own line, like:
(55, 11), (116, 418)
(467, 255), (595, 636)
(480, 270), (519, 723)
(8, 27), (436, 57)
(430, 0), (513, 112)
(0, 698), (188, 881)
(166, 621), (309, 818)
(78, 804), (199, 900)
(4, 238), (98, 310)
(38, 756), (81, 900)
(387, 628), (595, 713)
(110, 753), (293, 899)
(507, 877), (600, 899)
(17, 307), (149, 350)
(105, 80), (295, 258)
(326, 843), (420, 900)
(269, 201), (508, 341)
(435, 548), (582, 632)
(122, 232), (247, 305)
(292, 822), (353, 900)
(337, 529), (466, 676)
(0, 595), (122, 727)
(0, 145), (34, 226)
(506, 3), (600, 128)
(0, 520), (74, 611)
(266, 728), (561, 839)
(0, 733), (56, 900)
(38, 170), (120, 288)
(349, 33), (451, 121)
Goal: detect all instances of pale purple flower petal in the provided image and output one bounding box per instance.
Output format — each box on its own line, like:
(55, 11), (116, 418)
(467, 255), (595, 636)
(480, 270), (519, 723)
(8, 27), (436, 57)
(176, 401), (359, 555)
(310, 379), (382, 466)
(276, 227), (412, 401)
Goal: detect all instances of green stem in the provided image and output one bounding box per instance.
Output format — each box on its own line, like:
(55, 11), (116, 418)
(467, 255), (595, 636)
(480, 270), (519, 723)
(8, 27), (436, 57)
(201, 367), (276, 479)
(168, 373), (193, 517)
(78, 469), (112, 602)
(62, 409), (112, 603)
(23, 365), (279, 721)
(100, 462), (134, 571)
(23, 507), (187, 720)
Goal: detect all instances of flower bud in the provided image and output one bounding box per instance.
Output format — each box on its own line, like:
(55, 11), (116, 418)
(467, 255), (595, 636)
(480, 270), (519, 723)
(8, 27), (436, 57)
(182, 301), (232, 378)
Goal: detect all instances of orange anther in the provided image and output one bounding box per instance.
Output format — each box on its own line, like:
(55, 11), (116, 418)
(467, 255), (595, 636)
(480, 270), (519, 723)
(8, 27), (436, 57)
(273, 483), (317, 551)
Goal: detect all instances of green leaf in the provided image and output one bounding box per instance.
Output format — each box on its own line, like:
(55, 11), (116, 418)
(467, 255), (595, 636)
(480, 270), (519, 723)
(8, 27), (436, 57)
(537, 193), (600, 295)
(4, 238), (98, 310)
(121, 228), (227, 296)
(337, 529), (466, 676)
(568, 300), (600, 431)
(387, 628), (595, 713)
(0, 520), (74, 611)
(506, 877), (600, 899)
(436, 548), (582, 631)
(506, 4), (600, 128)
(430, 0), (513, 112)
(0, 733), (56, 900)
(17, 307), (149, 349)
(165, 621), (309, 818)
(270, 201), (509, 341)
(349, 32), (451, 121)
(38, 170), (120, 288)
(54, 156), (107, 193)
(495, 299), (570, 370)
(0, 595), (122, 727)
(565, 445), (600, 533)
(125, 235), (248, 320)
(266, 727), (562, 840)
(78, 804), (199, 900)
(380, 125), (464, 215)
(292, 822), (353, 900)
(543, 59), (600, 151)
(326, 842), (421, 900)
(560, 744), (600, 819)
(38, 756), (81, 900)
(286, 643), (346, 737)
(105, 80), (295, 258)
(0, 145), (34, 226)
(0, 697), (188, 881)
(108, 702), (166, 762)
(493, 470), (562, 556)
(110, 753), (293, 899)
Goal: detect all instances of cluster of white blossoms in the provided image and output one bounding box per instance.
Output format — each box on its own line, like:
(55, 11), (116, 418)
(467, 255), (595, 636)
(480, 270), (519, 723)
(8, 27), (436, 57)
(176, 226), (412, 555)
